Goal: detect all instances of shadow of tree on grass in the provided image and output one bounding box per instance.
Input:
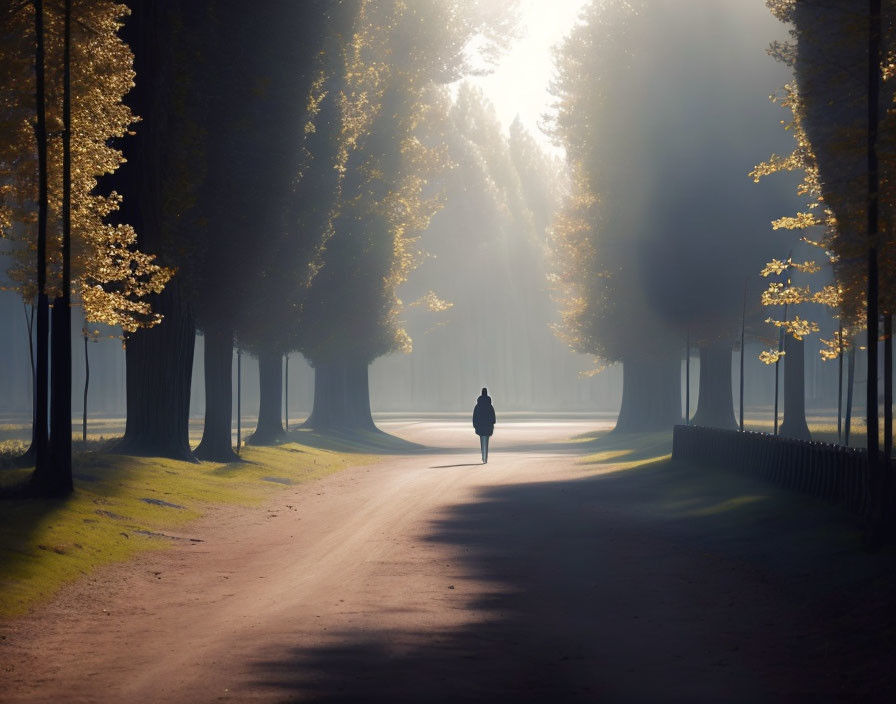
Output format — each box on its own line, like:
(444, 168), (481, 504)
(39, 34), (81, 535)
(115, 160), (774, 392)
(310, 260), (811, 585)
(284, 426), (430, 455)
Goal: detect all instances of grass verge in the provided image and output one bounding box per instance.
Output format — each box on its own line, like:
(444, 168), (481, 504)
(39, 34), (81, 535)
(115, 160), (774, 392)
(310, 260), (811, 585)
(0, 438), (375, 618)
(569, 430), (895, 597)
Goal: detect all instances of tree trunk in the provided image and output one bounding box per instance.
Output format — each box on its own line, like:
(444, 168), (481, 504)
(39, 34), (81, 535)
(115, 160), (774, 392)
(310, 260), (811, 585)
(33, 2), (73, 495)
(866, 0), (882, 529)
(685, 331), (691, 424)
(43, 0), (74, 494)
(838, 322), (844, 443)
(845, 344), (856, 446)
(883, 314), (892, 513)
(194, 327), (237, 461)
(614, 351), (682, 433)
(82, 334), (89, 444)
(691, 343), (737, 430)
(42, 297), (74, 493)
(115, 280), (196, 460)
(304, 361), (378, 433)
(774, 326), (784, 434)
(236, 349), (242, 455)
(885, 314), (892, 459)
(248, 349), (284, 445)
(110, 2), (195, 461)
(779, 335), (811, 440)
(31, 0), (50, 481)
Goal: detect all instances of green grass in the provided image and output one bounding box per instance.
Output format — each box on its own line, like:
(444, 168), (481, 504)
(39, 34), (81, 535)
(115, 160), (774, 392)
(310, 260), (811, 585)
(572, 430), (673, 472)
(0, 437), (375, 618)
(284, 426), (426, 453)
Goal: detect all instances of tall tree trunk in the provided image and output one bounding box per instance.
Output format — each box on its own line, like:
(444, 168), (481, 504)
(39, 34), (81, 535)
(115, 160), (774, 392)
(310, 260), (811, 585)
(236, 348), (242, 455)
(614, 351), (682, 433)
(31, 0), (50, 482)
(195, 327), (237, 461)
(82, 334), (89, 443)
(111, 2), (195, 461)
(883, 314), (892, 515)
(845, 344), (856, 446)
(304, 361), (378, 433)
(249, 350), (285, 445)
(46, 298), (73, 491)
(885, 314), (892, 459)
(779, 335), (811, 440)
(116, 281), (196, 459)
(774, 326), (784, 434)
(739, 283), (747, 431)
(867, 0), (882, 527)
(43, 0), (74, 495)
(691, 343), (737, 430)
(838, 321), (844, 443)
(685, 331), (690, 425)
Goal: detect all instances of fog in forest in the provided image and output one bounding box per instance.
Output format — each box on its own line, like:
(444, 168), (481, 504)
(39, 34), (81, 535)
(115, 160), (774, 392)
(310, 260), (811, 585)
(0, 0), (862, 429)
(0, 287), (857, 420)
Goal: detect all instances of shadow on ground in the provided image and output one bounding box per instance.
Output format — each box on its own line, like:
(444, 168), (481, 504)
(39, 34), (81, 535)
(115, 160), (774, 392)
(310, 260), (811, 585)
(248, 443), (896, 703)
(496, 429), (671, 456)
(284, 427), (431, 455)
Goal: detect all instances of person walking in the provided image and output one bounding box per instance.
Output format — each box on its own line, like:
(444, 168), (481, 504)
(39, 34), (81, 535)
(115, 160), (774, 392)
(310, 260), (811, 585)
(472, 387), (496, 463)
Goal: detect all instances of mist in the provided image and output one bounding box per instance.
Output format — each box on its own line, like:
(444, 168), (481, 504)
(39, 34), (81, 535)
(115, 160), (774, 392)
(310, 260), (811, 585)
(0, 0), (856, 429)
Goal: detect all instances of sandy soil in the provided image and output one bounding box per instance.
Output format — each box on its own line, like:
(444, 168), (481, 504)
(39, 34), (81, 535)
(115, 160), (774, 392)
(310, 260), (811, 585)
(1, 420), (893, 703)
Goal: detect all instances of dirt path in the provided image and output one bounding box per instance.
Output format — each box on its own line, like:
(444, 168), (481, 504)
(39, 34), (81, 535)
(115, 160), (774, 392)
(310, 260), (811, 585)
(1, 421), (891, 702)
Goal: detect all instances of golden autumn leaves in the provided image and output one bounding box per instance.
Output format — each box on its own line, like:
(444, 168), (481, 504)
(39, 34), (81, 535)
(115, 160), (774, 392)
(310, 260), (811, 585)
(0, 0), (171, 334)
(756, 1), (896, 365)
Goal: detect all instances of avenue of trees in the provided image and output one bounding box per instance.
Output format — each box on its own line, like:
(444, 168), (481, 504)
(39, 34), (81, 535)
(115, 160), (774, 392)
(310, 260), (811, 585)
(757, 0), (895, 462)
(0, 0), (517, 494)
(546, 0), (894, 521)
(371, 83), (575, 412)
(3, 0), (894, 500)
(548, 0), (799, 433)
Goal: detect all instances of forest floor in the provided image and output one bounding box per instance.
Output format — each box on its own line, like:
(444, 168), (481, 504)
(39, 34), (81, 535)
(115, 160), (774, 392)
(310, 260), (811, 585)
(1, 419), (895, 702)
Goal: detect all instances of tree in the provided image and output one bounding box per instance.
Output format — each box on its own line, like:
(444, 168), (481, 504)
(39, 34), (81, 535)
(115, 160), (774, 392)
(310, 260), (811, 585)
(190, 1), (351, 456)
(231, 2), (362, 446)
(112, 0), (207, 460)
(374, 85), (566, 412)
(300, 0), (515, 432)
(548, 0), (683, 433)
(549, 0), (794, 432)
(760, 1), (896, 458)
(0, 0), (170, 484)
(47, 0), (72, 493)
(549, 173), (682, 432)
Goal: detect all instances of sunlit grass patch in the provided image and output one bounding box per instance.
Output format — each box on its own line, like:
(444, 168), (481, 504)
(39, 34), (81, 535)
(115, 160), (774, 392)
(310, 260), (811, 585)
(583, 448), (632, 462)
(578, 431), (672, 472)
(0, 440), (372, 617)
(0, 440), (29, 469)
(286, 426), (425, 454)
(587, 453), (673, 473)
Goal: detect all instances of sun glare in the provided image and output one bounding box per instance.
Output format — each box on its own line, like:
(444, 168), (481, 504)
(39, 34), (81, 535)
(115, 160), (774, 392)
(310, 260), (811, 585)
(467, 0), (590, 150)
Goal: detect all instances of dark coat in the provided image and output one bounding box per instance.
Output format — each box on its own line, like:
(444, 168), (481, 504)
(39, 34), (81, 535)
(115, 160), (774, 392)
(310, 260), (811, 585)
(472, 395), (496, 437)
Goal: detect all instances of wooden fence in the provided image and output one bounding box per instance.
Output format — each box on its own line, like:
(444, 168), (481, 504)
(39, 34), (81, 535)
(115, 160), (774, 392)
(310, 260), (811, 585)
(672, 424), (895, 519)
